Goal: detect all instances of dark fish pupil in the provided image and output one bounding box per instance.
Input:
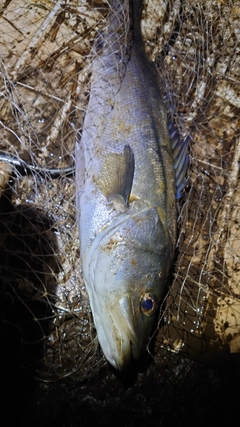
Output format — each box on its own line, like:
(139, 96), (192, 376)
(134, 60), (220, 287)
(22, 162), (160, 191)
(142, 298), (153, 311)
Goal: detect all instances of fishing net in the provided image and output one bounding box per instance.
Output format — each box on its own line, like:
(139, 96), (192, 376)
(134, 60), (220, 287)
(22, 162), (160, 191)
(0, 0), (240, 423)
(154, 0), (240, 361)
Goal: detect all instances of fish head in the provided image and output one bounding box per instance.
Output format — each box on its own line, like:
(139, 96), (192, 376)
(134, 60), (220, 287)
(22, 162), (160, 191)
(84, 206), (174, 371)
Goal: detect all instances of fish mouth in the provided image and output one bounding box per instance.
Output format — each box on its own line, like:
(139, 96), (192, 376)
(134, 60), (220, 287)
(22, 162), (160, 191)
(93, 295), (141, 371)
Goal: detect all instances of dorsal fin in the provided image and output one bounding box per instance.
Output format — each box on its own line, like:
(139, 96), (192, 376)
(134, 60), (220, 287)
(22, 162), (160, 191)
(168, 115), (190, 199)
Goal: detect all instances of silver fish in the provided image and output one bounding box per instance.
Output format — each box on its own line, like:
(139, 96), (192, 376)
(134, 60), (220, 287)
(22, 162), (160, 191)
(75, 0), (188, 370)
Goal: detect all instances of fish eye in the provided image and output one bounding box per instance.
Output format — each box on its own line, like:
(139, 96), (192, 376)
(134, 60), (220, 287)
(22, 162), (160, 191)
(140, 293), (157, 316)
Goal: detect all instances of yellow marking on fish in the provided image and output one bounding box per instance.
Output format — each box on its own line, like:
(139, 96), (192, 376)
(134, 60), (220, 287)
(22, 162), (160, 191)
(157, 207), (166, 224)
(147, 145), (166, 196)
(128, 193), (140, 203)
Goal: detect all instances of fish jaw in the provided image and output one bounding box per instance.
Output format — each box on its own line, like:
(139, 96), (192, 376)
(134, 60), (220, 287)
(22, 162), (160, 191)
(88, 293), (142, 370)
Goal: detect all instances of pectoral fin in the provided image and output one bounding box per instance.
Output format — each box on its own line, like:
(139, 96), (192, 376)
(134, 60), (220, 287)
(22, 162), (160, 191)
(97, 145), (135, 206)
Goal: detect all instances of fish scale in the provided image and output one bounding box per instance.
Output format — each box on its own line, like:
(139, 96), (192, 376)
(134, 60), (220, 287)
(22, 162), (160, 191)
(75, 0), (188, 370)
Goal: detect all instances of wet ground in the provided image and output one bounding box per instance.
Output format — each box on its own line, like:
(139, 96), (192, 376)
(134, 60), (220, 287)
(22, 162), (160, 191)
(3, 352), (240, 427)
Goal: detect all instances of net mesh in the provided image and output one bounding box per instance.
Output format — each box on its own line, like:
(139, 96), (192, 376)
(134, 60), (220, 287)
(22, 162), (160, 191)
(0, 0), (240, 386)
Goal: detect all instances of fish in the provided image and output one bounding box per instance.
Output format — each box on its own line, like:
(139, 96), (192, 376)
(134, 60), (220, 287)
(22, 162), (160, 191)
(75, 0), (188, 370)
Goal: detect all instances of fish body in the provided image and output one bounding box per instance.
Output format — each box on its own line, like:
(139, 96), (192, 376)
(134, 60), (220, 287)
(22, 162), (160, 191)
(75, 0), (187, 370)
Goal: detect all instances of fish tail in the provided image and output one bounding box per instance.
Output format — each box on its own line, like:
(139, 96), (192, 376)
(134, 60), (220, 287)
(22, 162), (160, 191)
(132, 0), (143, 18)
(108, 0), (142, 30)
(132, 0), (143, 36)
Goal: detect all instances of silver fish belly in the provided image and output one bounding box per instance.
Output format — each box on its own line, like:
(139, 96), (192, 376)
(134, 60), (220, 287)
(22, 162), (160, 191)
(75, 0), (179, 370)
